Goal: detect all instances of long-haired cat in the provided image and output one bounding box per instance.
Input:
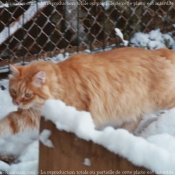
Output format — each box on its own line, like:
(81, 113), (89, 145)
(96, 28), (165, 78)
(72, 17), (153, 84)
(1, 47), (175, 137)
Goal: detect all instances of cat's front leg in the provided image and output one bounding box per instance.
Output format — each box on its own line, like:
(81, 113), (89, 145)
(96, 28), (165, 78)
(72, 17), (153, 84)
(0, 114), (15, 137)
(0, 109), (40, 138)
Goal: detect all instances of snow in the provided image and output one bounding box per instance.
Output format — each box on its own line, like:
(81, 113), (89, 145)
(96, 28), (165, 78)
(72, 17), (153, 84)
(0, 79), (17, 117)
(115, 28), (175, 49)
(130, 29), (175, 49)
(0, 161), (9, 172)
(149, 29), (163, 41)
(101, 1), (111, 10)
(39, 130), (54, 148)
(115, 28), (129, 46)
(41, 99), (175, 174)
(130, 32), (150, 48)
(83, 158), (91, 166)
(137, 109), (175, 138)
(0, 1), (50, 8)
(0, 130), (39, 174)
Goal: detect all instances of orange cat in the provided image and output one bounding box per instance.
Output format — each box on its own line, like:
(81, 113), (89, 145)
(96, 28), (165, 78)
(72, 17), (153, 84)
(0, 108), (40, 137)
(1, 47), (175, 137)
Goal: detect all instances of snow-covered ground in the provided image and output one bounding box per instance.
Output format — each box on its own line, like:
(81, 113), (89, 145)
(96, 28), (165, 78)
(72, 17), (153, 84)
(0, 29), (175, 174)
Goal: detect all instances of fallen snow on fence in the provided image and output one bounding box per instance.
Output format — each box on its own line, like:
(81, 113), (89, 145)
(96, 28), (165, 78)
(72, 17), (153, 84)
(41, 99), (175, 175)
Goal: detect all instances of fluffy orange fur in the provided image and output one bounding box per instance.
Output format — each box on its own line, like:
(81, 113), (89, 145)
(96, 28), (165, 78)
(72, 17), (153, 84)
(0, 108), (40, 137)
(1, 47), (175, 137)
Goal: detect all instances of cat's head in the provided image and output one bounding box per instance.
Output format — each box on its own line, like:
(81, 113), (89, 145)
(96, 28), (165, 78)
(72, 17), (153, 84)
(9, 62), (54, 110)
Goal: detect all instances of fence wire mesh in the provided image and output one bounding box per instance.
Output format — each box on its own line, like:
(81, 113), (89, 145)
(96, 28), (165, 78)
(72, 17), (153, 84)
(0, 0), (175, 72)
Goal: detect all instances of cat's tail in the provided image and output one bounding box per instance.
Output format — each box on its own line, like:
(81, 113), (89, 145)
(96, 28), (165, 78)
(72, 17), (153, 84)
(153, 48), (175, 65)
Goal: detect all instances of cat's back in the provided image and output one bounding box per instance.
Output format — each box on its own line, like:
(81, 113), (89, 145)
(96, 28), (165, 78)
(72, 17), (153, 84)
(58, 47), (145, 68)
(58, 47), (174, 73)
(57, 47), (175, 98)
(59, 47), (169, 65)
(58, 47), (175, 99)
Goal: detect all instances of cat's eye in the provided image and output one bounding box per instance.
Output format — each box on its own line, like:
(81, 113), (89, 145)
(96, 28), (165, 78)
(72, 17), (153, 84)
(25, 93), (33, 98)
(11, 88), (16, 96)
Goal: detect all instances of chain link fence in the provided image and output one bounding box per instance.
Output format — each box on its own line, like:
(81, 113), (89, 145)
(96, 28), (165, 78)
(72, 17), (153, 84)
(0, 0), (175, 72)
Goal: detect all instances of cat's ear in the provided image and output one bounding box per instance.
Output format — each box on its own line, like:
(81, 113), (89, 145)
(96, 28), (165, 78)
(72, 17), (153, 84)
(9, 64), (20, 76)
(32, 71), (46, 87)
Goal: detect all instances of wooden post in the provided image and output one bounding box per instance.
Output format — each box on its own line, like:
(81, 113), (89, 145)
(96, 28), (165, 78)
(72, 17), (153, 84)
(39, 117), (155, 175)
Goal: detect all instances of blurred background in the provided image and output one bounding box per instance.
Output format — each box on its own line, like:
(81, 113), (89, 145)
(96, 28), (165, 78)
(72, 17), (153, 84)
(0, 0), (174, 72)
